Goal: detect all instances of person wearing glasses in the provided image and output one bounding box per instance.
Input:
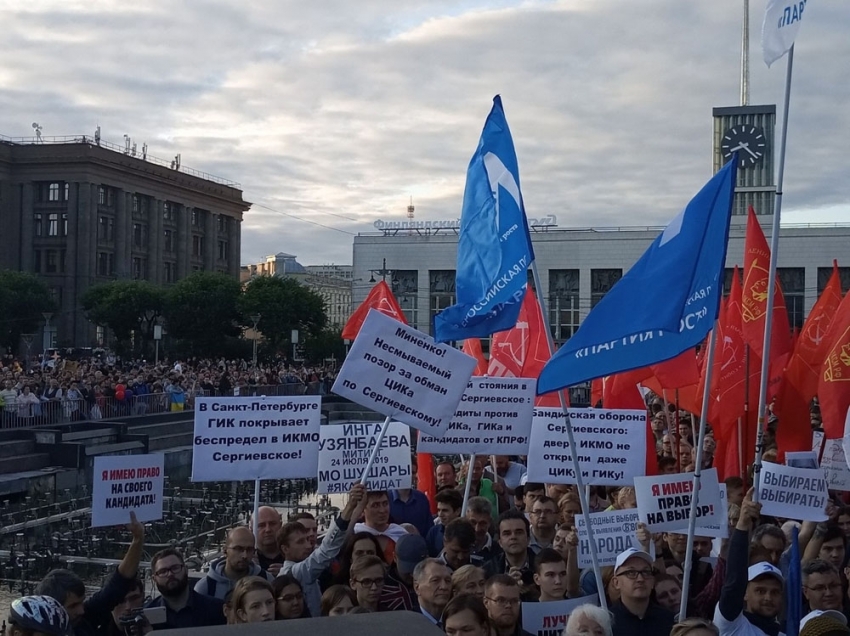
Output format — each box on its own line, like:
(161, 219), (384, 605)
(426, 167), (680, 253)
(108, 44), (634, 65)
(528, 496), (558, 554)
(194, 527), (275, 600)
(349, 555), (388, 612)
(272, 575), (309, 619)
(802, 560), (843, 613)
(610, 548), (675, 636)
(145, 548), (226, 629)
(483, 574), (533, 636)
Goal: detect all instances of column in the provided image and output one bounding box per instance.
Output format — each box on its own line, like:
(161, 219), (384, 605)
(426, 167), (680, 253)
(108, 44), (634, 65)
(20, 183), (34, 271)
(205, 211), (217, 272)
(228, 218), (241, 278)
(114, 188), (129, 278)
(176, 204), (190, 279)
(150, 198), (164, 284)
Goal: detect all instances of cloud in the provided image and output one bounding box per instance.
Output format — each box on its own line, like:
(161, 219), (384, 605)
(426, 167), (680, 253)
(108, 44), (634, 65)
(1, 0), (847, 266)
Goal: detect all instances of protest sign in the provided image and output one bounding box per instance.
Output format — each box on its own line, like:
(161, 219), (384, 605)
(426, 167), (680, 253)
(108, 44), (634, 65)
(332, 310), (476, 436)
(786, 452), (819, 469)
(526, 408), (646, 486)
(521, 595), (598, 636)
(635, 469), (722, 532)
(92, 454), (164, 527)
(192, 396), (322, 482)
(417, 377), (535, 455)
(575, 510), (645, 569)
(821, 438), (850, 491)
(318, 421), (411, 493)
(758, 462), (828, 522)
(666, 484), (729, 539)
(813, 430), (825, 457)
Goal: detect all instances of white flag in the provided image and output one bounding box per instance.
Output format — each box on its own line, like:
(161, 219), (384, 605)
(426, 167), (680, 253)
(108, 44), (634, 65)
(762, 0), (808, 67)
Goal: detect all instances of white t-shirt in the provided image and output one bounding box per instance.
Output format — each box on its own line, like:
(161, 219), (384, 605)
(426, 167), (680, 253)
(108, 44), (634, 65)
(713, 604), (785, 636)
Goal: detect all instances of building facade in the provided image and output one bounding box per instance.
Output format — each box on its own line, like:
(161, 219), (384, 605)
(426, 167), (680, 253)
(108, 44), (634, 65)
(0, 136), (249, 346)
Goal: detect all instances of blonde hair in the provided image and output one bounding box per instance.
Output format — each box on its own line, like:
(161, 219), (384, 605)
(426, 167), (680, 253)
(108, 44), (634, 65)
(670, 618), (719, 636)
(451, 564), (485, 595)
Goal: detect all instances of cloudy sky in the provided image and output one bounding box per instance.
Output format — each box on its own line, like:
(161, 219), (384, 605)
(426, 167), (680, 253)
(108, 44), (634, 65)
(1, 1), (846, 266)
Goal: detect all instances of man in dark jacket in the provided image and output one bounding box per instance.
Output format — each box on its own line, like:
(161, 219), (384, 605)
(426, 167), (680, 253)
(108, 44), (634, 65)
(610, 548), (675, 636)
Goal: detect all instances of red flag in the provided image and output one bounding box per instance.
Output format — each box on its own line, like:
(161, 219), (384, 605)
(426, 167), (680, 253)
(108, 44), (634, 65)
(650, 348), (700, 390)
(341, 281), (407, 340)
(462, 339), (488, 376)
(488, 289), (567, 407)
(776, 262), (844, 454)
(416, 450), (438, 514)
(818, 289), (850, 438)
(741, 207), (792, 396)
(591, 378), (603, 407)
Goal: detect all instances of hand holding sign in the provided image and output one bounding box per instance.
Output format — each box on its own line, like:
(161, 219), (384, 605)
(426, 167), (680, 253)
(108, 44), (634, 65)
(737, 488), (761, 532)
(128, 511), (145, 543)
(341, 483), (368, 521)
(635, 522), (651, 553)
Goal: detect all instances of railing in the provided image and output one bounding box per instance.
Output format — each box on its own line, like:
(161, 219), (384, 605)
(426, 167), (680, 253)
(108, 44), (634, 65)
(0, 133), (241, 188)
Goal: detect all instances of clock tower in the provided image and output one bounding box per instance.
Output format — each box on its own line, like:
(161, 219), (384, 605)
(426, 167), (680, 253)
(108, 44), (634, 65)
(712, 104), (776, 223)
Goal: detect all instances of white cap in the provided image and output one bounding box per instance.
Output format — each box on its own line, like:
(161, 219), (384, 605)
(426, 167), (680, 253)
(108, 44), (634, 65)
(747, 561), (784, 584)
(614, 548), (653, 573)
(800, 610), (847, 631)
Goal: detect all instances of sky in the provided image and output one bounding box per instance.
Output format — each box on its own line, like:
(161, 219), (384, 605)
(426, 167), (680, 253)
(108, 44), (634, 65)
(1, 1), (847, 266)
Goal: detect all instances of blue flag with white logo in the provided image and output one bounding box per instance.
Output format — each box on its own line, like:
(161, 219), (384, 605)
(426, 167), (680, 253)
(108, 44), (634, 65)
(433, 96), (534, 343)
(537, 158), (738, 394)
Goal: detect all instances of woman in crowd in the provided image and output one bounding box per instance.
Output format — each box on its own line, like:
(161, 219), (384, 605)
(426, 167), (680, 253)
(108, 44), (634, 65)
(441, 594), (491, 636)
(670, 618), (719, 636)
(320, 585), (358, 616)
(273, 574), (310, 619)
(451, 565), (486, 599)
(564, 604), (613, 636)
(558, 492), (582, 529)
(231, 576), (276, 624)
(653, 573), (684, 617)
(331, 532), (384, 586)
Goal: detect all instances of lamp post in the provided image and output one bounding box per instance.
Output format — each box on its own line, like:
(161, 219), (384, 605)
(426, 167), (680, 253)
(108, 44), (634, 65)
(368, 258), (392, 284)
(251, 314), (261, 369)
(153, 323), (163, 366)
(21, 334), (34, 373)
(41, 312), (53, 354)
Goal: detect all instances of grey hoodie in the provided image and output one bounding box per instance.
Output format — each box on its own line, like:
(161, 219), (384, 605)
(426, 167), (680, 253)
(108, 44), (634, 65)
(194, 556), (274, 600)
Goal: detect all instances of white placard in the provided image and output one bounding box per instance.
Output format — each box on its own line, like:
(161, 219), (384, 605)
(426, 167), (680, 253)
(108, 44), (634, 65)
(821, 438), (850, 491)
(575, 510), (645, 569)
(758, 462), (828, 522)
(192, 396), (322, 482)
(332, 310), (476, 436)
(786, 452), (819, 469)
(318, 421), (412, 494)
(521, 595), (598, 636)
(635, 469), (722, 532)
(92, 454), (164, 527)
(813, 430), (825, 457)
(526, 408), (646, 486)
(417, 377), (536, 455)
(664, 484), (729, 539)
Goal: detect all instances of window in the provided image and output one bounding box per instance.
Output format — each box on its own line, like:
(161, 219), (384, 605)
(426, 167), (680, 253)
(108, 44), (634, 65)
(218, 240), (228, 260)
(429, 270), (456, 336)
(132, 195), (140, 213)
(163, 229), (174, 252)
(164, 262), (176, 283)
(217, 215), (227, 233)
(34, 213), (43, 237)
(549, 269), (580, 343)
(777, 267), (805, 331)
(392, 270), (419, 329)
(98, 186), (106, 206)
(64, 183), (69, 201)
(132, 257), (145, 280)
(46, 250), (58, 273)
(47, 213), (59, 237)
(133, 223), (144, 248)
(106, 188), (114, 206)
(818, 266), (850, 295)
(98, 216), (114, 241)
(48, 183), (60, 202)
(723, 267), (740, 296)
(191, 209), (200, 227)
(97, 252), (115, 276)
(591, 269), (622, 308)
(34, 250), (41, 273)
(61, 213), (68, 237)
(163, 202), (174, 222)
(192, 235), (205, 257)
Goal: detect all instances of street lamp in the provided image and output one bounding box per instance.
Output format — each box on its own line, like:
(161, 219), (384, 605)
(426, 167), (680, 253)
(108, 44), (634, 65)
(251, 314), (261, 369)
(368, 258), (392, 284)
(21, 334), (34, 373)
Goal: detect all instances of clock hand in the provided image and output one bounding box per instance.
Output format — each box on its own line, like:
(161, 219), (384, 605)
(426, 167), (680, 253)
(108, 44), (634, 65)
(740, 144), (759, 158)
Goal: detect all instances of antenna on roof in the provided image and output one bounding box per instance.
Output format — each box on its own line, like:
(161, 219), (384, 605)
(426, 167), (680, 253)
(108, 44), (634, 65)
(123, 134), (132, 154)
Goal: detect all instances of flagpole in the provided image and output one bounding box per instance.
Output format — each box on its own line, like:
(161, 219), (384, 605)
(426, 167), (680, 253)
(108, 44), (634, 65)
(530, 261), (608, 612)
(360, 416), (392, 484)
(737, 417), (744, 478)
(753, 45), (794, 504)
(680, 324), (720, 618)
(461, 454), (476, 516)
(252, 479), (261, 545)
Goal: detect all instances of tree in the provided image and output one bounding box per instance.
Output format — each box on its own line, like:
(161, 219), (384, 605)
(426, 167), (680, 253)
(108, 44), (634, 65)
(303, 328), (347, 367)
(80, 280), (165, 355)
(0, 270), (57, 352)
(164, 272), (243, 356)
(239, 275), (328, 356)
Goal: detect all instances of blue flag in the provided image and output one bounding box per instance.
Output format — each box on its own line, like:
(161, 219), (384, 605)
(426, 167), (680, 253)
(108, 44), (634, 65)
(537, 158), (738, 394)
(433, 96), (534, 343)
(786, 526), (801, 636)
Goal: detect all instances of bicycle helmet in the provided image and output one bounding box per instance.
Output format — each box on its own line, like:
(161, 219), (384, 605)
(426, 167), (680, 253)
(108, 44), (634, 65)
(9, 595), (73, 636)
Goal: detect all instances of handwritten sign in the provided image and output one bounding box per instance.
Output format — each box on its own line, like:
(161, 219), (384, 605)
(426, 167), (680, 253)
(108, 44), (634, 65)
(526, 408), (646, 486)
(821, 438), (850, 491)
(635, 469), (722, 532)
(521, 595), (599, 636)
(318, 421), (412, 494)
(192, 396), (321, 481)
(92, 454), (164, 527)
(759, 462), (828, 522)
(332, 310), (476, 436)
(417, 377), (535, 455)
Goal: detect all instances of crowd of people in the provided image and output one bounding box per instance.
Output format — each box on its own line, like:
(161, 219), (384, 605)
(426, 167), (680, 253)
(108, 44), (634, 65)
(8, 425), (850, 636)
(0, 354), (337, 426)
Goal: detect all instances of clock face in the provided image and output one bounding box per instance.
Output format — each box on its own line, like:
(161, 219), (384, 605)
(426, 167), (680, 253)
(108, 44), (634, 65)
(721, 125), (767, 169)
